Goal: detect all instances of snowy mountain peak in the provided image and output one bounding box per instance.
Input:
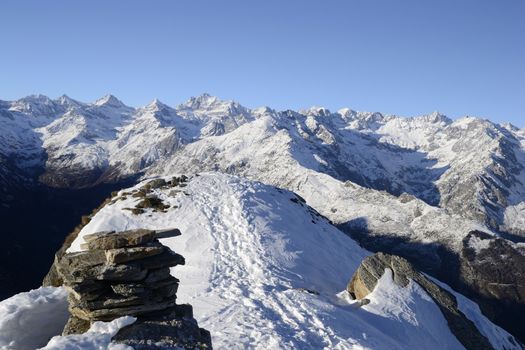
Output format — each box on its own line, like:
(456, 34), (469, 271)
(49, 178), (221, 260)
(93, 94), (127, 108)
(9, 94), (59, 117)
(337, 107), (357, 118)
(179, 93), (247, 115)
(18, 94), (52, 103)
(423, 111), (451, 124)
(252, 106), (276, 116)
(300, 106), (332, 117)
(182, 93), (221, 109)
(145, 98), (170, 111)
(56, 94), (82, 108)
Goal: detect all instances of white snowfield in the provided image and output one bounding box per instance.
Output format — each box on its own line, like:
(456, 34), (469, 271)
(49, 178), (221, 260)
(64, 173), (517, 349)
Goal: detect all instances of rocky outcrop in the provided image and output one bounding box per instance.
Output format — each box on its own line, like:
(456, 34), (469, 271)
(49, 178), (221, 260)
(343, 227), (525, 344)
(55, 228), (212, 349)
(459, 231), (525, 341)
(347, 253), (501, 350)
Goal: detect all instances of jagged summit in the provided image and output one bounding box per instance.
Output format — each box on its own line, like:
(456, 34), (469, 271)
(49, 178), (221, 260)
(177, 93), (247, 116)
(56, 94), (79, 105)
(9, 94), (60, 117)
(143, 98), (172, 112)
(93, 94), (127, 108)
(182, 93), (221, 109)
(422, 110), (451, 123)
(299, 106), (332, 117)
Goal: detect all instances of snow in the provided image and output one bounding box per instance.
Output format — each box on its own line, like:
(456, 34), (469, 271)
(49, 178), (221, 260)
(3, 93), (525, 238)
(466, 233), (492, 253)
(150, 113), (495, 253)
(65, 173), (518, 349)
(40, 316), (136, 350)
(2, 94), (525, 347)
(0, 287), (69, 350)
(362, 269), (465, 349)
(430, 277), (520, 350)
(0, 288), (135, 350)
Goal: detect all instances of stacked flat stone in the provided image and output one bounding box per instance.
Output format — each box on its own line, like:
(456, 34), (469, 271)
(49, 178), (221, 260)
(57, 228), (184, 331)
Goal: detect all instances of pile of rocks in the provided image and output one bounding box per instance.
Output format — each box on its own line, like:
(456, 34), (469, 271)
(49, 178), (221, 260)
(56, 228), (212, 349)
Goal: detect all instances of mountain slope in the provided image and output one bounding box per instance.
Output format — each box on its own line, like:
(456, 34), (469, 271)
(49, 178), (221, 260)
(148, 109), (525, 339)
(2, 93), (524, 237)
(62, 173), (518, 349)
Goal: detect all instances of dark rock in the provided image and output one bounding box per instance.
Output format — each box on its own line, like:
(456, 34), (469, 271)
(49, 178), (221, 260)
(135, 196), (169, 212)
(348, 253), (495, 350)
(82, 229), (156, 250)
(105, 243), (164, 264)
(149, 277), (179, 298)
(461, 231), (525, 302)
(112, 306), (212, 349)
(111, 283), (148, 297)
(170, 175), (188, 187)
(146, 179), (167, 189)
(100, 263), (148, 281)
(66, 280), (109, 301)
(59, 250), (107, 272)
(70, 299), (177, 321)
(155, 228), (182, 239)
(138, 250), (185, 270)
(42, 255), (62, 288)
(82, 230), (116, 243)
(57, 250), (107, 283)
(62, 316), (91, 335)
(458, 231), (525, 341)
(143, 268), (172, 284)
(110, 277), (179, 299)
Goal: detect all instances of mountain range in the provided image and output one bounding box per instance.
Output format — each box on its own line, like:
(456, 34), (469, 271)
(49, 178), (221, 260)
(1, 93), (524, 347)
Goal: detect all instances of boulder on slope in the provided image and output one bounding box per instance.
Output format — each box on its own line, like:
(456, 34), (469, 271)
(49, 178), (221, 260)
(347, 252), (498, 350)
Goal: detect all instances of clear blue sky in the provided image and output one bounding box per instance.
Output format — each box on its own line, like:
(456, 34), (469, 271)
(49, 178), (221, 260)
(1, 0), (524, 126)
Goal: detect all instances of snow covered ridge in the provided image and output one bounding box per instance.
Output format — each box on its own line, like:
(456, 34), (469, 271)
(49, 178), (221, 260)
(2, 173), (519, 349)
(63, 173), (515, 349)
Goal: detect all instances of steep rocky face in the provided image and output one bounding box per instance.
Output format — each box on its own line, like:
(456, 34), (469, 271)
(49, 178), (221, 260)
(55, 228), (212, 349)
(347, 252), (520, 350)
(458, 231), (525, 340)
(435, 120), (525, 234)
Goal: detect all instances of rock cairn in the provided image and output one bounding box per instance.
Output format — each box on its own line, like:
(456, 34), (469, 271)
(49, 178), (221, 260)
(56, 228), (212, 349)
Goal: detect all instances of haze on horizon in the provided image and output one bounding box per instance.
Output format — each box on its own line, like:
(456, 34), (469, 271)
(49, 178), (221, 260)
(1, 0), (523, 127)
